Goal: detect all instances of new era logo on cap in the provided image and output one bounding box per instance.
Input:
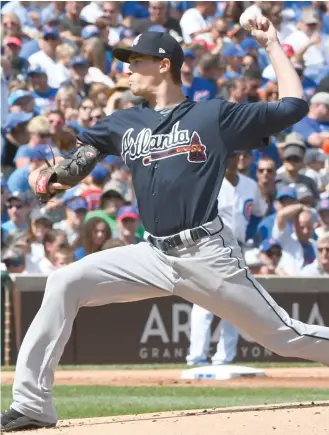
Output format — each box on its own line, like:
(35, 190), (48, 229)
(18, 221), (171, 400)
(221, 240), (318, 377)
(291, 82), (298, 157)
(159, 48), (166, 53)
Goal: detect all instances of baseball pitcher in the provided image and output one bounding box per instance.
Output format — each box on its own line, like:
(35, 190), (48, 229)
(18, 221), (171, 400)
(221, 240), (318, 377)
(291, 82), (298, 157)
(2, 12), (329, 433)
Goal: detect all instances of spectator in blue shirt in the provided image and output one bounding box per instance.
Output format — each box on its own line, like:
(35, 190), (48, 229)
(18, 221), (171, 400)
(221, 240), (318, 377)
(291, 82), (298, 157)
(27, 66), (58, 114)
(181, 50), (216, 101)
(292, 92), (329, 147)
(13, 116), (54, 168)
(221, 44), (246, 80)
(1, 191), (31, 239)
(255, 186), (298, 244)
(8, 146), (56, 194)
(1, 112), (33, 172)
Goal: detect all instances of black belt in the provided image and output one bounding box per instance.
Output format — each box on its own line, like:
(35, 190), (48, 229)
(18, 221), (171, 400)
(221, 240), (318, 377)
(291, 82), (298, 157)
(148, 227), (208, 252)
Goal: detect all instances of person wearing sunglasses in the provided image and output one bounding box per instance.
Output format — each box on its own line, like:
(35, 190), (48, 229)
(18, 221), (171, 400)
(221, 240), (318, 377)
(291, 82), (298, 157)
(276, 132), (320, 200)
(67, 98), (95, 134)
(13, 115), (54, 169)
(301, 232), (329, 276)
(258, 238), (283, 275)
(1, 191), (30, 239)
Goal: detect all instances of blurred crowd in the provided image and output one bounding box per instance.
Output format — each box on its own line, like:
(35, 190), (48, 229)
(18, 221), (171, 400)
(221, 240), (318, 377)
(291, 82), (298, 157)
(1, 1), (329, 278)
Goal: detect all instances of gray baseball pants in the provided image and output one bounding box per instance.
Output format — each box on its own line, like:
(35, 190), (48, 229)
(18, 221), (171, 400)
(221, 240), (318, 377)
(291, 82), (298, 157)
(11, 217), (329, 424)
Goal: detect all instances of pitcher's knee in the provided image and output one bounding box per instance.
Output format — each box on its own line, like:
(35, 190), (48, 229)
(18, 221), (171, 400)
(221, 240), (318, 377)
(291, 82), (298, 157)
(45, 263), (84, 300)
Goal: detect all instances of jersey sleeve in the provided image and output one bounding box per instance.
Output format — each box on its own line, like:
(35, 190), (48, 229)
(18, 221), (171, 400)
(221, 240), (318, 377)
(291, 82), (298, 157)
(77, 116), (118, 156)
(219, 97), (309, 151)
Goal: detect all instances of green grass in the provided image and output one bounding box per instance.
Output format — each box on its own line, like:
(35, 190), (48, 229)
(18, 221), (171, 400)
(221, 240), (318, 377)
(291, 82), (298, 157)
(1, 362), (323, 371)
(1, 385), (328, 419)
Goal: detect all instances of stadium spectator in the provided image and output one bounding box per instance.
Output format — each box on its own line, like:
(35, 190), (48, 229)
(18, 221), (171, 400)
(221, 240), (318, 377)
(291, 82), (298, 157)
(276, 132), (319, 199)
(2, 112), (33, 174)
(315, 199), (329, 237)
(47, 110), (65, 135)
(301, 232), (329, 276)
(27, 65), (58, 114)
(1, 12), (28, 42)
(52, 246), (74, 268)
(59, 1), (84, 46)
(53, 197), (88, 245)
(41, 1), (66, 27)
(292, 92), (329, 148)
(258, 238), (283, 275)
(67, 56), (90, 99)
(272, 204), (317, 274)
(1, 247), (27, 274)
(302, 149), (329, 191)
(256, 156), (277, 216)
(260, 81), (279, 102)
(180, 1), (216, 44)
(8, 89), (35, 114)
(236, 149), (253, 177)
(1, 178), (9, 224)
(181, 49), (216, 101)
(14, 115), (53, 168)
(255, 186), (298, 244)
(8, 146), (47, 195)
(284, 7), (327, 72)
(27, 209), (53, 262)
(131, 1), (181, 37)
(221, 44), (245, 80)
(39, 229), (69, 274)
(90, 106), (106, 126)
(116, 206), (142, 245)
(101, 1), (131, 47)
(55, 85), (79, 121)
(226, 77), (248, 104)
(74, 217), (112, 260)
(81, 163), (109, 211)
(28, 27), (70, 88)
(88, 83), (111, 109)
(1, 191), (30, 239)
(67, 98), (95, 133)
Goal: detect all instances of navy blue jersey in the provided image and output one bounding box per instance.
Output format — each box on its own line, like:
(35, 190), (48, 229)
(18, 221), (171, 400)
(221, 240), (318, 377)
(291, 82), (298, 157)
(78, 97), (308, 237)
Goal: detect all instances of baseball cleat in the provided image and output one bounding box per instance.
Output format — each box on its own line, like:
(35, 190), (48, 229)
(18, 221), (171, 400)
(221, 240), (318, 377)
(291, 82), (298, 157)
(0, 408), (56, 432)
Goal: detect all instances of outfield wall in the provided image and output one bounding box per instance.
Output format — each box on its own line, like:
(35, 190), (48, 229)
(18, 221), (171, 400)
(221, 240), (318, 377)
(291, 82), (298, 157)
(3, 275), (329, 365)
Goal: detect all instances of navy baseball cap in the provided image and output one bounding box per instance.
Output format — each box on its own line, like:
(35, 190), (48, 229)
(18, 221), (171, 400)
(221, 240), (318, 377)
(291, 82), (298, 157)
(27, 65), (47, 76)
(5, 112), (33, 132)
(259, 238), (281, 253)
(276, 186), (297, 201)
(43, 26), (59, 39)
(113, 31), (184, 67)
(117, 205), (139, 221)
(65, 197), (88, 212)
(81, 25), (100, 39)
(317, 199), (329, 212)
(71, 56), (88, 67)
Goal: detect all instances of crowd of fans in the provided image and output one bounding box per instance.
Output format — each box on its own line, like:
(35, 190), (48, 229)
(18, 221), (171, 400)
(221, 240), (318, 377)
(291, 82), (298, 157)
(1, 1), (329, 278)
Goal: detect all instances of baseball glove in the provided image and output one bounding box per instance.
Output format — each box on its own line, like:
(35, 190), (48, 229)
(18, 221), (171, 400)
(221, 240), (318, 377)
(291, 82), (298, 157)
(32, 144), (100, 203)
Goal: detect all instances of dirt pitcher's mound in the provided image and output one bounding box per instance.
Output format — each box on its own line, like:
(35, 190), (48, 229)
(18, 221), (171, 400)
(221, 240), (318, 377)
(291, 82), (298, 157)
(17, 402), (329, 435)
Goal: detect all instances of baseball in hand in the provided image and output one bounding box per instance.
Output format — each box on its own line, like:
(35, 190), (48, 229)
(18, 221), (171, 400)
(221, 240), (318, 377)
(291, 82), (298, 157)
(239, 5), (263, 31)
